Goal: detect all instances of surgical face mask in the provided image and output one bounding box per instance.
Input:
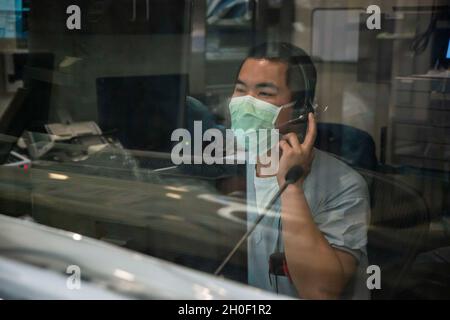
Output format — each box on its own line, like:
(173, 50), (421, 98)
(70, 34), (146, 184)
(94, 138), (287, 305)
(229, 95), (294, 160)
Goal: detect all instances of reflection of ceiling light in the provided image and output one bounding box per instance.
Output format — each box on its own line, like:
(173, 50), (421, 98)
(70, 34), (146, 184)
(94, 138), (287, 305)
(48, 173), (69, 180)
(72, 233), (82, 241)
(164, 186), (188, 193)
(131, 253), (144, 261)
(166, 193), (182, 200)
(59, 56), (82, 68)
(164, 214), (184, 222)
(113, 269), (135, 282)
(193, 284), (213, 300)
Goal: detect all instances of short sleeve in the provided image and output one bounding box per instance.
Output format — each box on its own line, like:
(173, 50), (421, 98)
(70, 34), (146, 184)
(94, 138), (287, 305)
(313, 186), (370, 256)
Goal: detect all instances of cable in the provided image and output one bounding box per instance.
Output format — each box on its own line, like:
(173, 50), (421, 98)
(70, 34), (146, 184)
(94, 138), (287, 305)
(410, 3), (439, 55)
(214, 165), (304, 276)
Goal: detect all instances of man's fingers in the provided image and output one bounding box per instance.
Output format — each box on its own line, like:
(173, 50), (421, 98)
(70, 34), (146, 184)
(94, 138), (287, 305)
(279, 139), (290, 152)
(283, 132), (301, 149)
(302, 112), (317, 151)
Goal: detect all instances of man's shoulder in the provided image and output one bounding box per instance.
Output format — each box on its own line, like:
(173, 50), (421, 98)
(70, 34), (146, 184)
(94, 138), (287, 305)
(309, 149), (369, 198)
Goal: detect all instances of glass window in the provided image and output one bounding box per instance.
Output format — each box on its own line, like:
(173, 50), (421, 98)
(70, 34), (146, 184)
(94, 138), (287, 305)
(0, 0), (449, 300)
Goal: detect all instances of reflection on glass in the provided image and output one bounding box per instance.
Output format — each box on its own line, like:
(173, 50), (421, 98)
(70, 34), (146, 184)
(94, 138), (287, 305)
(0, 0), (448, 300)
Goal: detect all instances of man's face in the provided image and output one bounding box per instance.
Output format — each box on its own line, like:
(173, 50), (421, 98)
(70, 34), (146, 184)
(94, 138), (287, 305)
(233, 58), (294, 126)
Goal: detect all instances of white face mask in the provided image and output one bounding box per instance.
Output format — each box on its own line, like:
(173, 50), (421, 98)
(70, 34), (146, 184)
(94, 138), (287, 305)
(228, 95), (295, 160)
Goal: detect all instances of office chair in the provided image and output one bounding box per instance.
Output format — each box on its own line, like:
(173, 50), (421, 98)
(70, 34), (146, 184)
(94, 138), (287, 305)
(315, 123), (378, 171)
(356, 168), (430, 299)
(400, 246), (450, 299)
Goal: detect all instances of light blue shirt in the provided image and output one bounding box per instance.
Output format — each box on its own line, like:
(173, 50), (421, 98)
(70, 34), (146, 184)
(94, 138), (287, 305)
(246, 149), (371, 299)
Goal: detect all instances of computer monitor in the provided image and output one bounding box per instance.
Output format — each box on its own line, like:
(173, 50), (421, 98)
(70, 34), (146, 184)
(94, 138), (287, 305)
(0, 0), (29, 40)
(446, 38), (450, 59)
(432, 32), (450, 69)
(96, 74), (188, 153)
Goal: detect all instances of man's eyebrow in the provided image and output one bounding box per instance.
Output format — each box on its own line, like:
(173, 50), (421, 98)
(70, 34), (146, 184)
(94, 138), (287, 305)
(235, 79), (279, 91)
(235, 79), (247, 86)
(255, 82), (279, 91)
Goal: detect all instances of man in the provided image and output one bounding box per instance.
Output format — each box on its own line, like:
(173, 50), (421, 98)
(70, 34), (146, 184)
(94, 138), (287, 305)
(229, 42), (370, 299)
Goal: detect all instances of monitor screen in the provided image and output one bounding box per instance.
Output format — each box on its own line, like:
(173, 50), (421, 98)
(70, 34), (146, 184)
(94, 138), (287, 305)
(446, 38), (450, 59)
(0, 0), (28, 39)
(96, 74), (188, 153)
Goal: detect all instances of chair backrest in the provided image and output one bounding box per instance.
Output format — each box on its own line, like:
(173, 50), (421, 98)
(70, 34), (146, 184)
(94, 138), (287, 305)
(357, 168), (430, 299)
(315, 123), (378, 171)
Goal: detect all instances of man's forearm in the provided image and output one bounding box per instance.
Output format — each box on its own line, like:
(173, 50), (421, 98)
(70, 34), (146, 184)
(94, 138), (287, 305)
(280, 184), (348, 299)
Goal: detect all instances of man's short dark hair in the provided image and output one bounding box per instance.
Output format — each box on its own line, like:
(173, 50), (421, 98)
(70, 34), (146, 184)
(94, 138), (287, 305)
(239, 42), (317, 112)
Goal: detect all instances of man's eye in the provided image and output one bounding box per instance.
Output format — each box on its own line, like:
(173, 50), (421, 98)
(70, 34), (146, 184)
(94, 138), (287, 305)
(259, 92), (275, 97)
(235, 87), (246, 93)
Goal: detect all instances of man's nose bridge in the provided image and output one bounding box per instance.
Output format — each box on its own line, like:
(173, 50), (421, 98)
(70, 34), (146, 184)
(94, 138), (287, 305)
(248, 89), (258, 98)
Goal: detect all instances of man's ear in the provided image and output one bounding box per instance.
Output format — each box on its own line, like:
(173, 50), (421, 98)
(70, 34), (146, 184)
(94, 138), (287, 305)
(276, 106), (294, 127)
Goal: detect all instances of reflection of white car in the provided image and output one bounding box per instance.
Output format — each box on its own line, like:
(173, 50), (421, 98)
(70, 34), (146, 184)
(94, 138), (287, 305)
(0, 214), (288, 300)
